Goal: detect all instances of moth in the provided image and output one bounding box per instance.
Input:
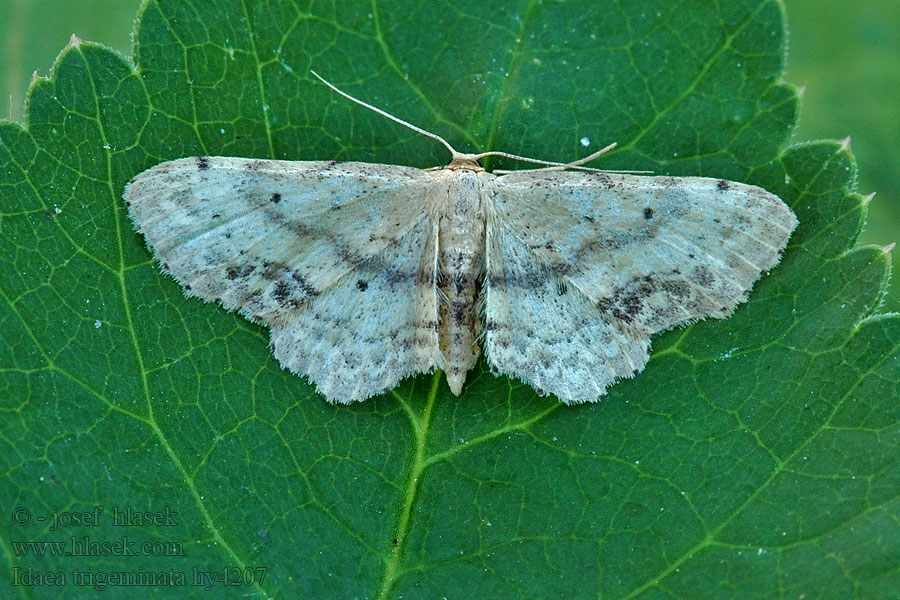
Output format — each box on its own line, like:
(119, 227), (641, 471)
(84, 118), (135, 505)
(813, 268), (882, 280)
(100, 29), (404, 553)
(124, 72), (797, 403)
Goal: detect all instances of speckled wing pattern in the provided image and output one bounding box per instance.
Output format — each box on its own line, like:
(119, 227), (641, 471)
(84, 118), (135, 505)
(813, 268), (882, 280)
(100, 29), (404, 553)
(125, 157), (442, 401)
(125, 156), (796, 404)
(484, 171), (797, 402)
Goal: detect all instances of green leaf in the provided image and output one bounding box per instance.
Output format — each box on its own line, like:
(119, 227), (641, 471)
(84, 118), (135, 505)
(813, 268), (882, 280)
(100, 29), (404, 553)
(1, 1), (897, 598)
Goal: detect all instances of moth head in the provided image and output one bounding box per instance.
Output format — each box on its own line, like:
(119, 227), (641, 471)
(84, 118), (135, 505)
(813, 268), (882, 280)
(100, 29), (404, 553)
(446, 154), (485, 172)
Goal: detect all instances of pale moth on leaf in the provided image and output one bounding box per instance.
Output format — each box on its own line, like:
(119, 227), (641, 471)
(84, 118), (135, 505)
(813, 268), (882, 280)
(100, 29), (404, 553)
(124, 72), (797, 404)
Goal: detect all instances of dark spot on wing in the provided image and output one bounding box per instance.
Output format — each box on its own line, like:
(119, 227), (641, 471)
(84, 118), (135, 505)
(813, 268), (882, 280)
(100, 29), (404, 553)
(261, 260), (281, 279)
(196, 156), (210, 170)
(357, 279), (368, 291)
(226, 264), (256, 280)
(556, 281), (568, 295)
(620, 294), (642, 318)
(270, 192), (282, 204)
(717, 179), (729, 191)
(596, 297), (613, 311)
(273, 280), (291, 302)
(643, 207), (654, 219)
(693, 265), (714, 287)
(291, 272), (320, 297)
(596, 275), (658, 323)
(661, 280), (689, 299)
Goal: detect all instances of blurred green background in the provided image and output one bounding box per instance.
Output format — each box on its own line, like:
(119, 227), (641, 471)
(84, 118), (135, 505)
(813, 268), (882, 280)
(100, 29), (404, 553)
(1, 0), (897, 310)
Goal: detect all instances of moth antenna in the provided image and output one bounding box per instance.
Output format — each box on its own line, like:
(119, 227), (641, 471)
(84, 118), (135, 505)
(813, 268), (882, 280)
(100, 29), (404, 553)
(473, 142), (615, 167)
(310, 70), (460, 158)
(312, 71), (628, 172)
(563, 142), (618, 166)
